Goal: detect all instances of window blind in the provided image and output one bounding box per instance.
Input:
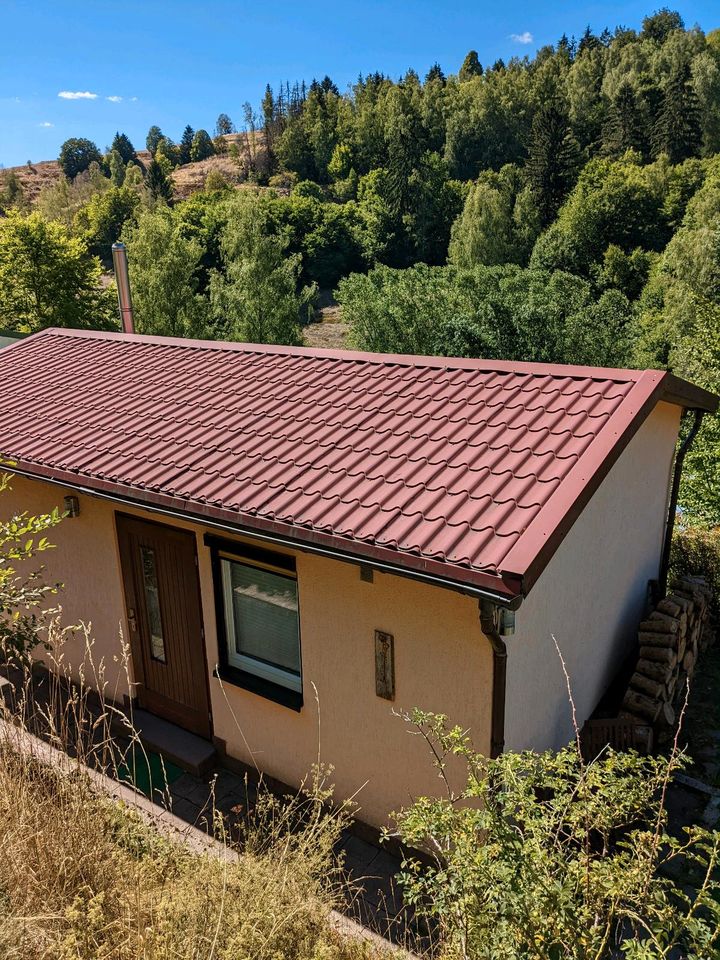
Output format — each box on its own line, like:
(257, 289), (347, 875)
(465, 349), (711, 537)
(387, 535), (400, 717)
(221, 558), (301, 691)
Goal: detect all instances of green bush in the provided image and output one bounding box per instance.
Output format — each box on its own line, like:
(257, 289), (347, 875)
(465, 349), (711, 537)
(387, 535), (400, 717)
(672, 525), (720, 619)
(392, 710), (720, 960)
(338, 262), (633, 367)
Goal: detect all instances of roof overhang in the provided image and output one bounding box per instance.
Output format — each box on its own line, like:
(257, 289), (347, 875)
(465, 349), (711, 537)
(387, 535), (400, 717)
(4, 459), (525, 608)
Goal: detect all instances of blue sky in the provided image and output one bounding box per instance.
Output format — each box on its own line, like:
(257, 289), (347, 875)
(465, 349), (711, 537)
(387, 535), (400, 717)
(1, 0), (717, 167)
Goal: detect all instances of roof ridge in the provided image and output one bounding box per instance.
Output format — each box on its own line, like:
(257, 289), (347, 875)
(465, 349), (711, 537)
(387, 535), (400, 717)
(37, 326), (649, 383)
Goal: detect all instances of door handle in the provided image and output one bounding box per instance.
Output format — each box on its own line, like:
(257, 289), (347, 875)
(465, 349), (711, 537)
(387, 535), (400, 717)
(127, 608), (137, 633)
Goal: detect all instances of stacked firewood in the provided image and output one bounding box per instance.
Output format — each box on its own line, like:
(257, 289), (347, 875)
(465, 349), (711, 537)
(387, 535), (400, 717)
(619, 575), (713, 734)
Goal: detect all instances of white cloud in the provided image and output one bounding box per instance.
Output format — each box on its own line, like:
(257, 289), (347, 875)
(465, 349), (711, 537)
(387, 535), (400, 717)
(510, 31), (534, 44)
(106, 95), (122, 102)
(39, 121), (54, 127)
(58, 90), (98, 100)
(129, 96), (138, 102)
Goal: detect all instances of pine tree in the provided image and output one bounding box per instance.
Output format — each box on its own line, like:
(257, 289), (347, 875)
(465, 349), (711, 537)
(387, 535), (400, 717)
(459, 50), (482, 81)
(425, 63), (445, 85)
(262, 85), (275, 134)
(652, 63), (702, 163)
(145, 125), (164, 156)
(146, 159), (173, 203)
(557, 34), (574, 61)
(111, 132), (136, 165)
(384, 88), (423, 220)
(642, 8), (684, 43)
(527, 101), (579, 227)
(179, 125), (195, 165)
(578, 26), (600, 53)
(603, 81), (646, 157)
(190, 129), (215, 162)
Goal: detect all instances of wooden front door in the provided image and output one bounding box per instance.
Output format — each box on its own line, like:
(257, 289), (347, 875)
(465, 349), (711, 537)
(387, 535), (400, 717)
(116, 514), (211, 739)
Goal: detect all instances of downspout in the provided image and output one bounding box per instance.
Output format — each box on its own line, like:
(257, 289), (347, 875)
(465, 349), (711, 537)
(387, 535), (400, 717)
(659, 408), (704, 596)
(480, 599), (511, 758)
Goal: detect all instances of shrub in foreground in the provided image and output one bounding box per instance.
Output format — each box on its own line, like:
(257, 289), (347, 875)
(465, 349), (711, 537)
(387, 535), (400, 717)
(392, 710), (720, 960)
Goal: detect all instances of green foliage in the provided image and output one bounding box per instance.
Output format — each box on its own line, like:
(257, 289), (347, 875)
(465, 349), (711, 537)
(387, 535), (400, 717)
(594, 243), (655, 299)
(108, 149), (125, 187)
(58, 138), (103, 180)
(527, 101), (579, 227)
(407, 152), (465, 265)
(155, 137), (180, 170)
(209, 193), (315, 345)
(203, 169), (231, 193)
(642, 8), (685, 43)
(189, 129), (215, 163)
(338, 262), (633, 367)
(0, 474), (62, 666)
(632, 158), (720, 523)
(449, 165), (539, 267)
(652, 62), (702, 163)
(0, 170), (26, 213)
(179, 125), (195, 165)
(36, 163), (110, 231)
(122, 208), (211, 338)
(110, 132), (137, 166)
(672, 526), (720, 618)
(603, 80), (647, 157)
(459, 50), (483, 81)
(146, 158), (173, 203)
(531, 152), (675, 277)
(328, 142), (354, 182)
(145, 125), (164, 156)
(392, 710), (720, 960)
(0, 211), (115, 332)
(74, 186), (140, 264)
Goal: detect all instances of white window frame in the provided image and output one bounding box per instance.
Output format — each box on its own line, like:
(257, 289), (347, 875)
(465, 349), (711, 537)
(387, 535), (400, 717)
(220, 553), (302, 694)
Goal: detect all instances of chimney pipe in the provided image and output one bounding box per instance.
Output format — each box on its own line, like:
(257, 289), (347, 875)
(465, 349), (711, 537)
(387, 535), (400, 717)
(111, 242), (135, 334)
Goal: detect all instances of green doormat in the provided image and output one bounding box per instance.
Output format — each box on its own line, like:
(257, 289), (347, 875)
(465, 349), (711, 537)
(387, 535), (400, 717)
(116, 746), (184, 800)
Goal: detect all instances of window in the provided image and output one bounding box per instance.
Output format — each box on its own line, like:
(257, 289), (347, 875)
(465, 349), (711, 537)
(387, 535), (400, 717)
(206, 534), (302, 709)
(141, 545), (166, 662)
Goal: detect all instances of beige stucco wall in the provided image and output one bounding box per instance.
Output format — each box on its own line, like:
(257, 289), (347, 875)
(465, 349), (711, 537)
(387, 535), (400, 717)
(1, 472), (492, 829)
(504, 401), (682, 752)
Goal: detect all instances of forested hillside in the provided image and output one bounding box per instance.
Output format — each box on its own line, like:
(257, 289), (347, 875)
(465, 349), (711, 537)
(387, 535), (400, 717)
(1, 8), (719, 520)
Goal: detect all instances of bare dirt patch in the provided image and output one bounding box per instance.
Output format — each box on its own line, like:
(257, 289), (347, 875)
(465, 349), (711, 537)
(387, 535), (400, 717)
(2, 160), (63, 204)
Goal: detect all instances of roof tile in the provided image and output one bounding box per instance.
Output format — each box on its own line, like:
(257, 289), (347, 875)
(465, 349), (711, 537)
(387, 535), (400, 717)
(0, 328), (692, 598)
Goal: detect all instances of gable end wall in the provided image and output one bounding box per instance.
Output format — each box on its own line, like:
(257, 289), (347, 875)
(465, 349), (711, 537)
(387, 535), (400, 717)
(504, 400), (682, 751)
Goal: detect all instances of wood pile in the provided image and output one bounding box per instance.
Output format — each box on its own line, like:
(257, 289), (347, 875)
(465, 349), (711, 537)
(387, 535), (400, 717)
(619, 576), (714, 740)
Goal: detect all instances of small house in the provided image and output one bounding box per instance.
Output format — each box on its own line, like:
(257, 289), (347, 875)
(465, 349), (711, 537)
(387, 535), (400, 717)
(0, 327), (716, 829)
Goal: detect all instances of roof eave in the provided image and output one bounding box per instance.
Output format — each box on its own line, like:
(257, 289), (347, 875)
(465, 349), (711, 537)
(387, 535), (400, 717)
(3, 459), (523, 607)
(660, 374), (719, 413)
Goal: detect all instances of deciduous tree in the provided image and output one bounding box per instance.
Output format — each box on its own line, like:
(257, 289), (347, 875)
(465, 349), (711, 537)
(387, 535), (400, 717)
(210, 194), (314, 345)
(0, 211), (115, 332)
(58, 138), (103, 180)
(122, 208), (211, 338)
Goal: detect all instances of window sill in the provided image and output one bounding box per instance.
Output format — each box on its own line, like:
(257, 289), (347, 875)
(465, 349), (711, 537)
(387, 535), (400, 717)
(213, 665), (303, 712)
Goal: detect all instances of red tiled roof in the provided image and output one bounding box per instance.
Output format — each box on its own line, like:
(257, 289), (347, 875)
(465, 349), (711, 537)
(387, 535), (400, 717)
(0, 329), (715, 601)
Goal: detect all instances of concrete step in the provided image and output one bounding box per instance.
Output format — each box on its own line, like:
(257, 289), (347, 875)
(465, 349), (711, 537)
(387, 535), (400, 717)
(113, 708), (217, 777)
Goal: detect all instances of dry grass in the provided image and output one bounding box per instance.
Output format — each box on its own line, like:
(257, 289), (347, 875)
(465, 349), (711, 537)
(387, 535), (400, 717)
(0, 627), (390, 960)
(1, 161), (64, 205)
